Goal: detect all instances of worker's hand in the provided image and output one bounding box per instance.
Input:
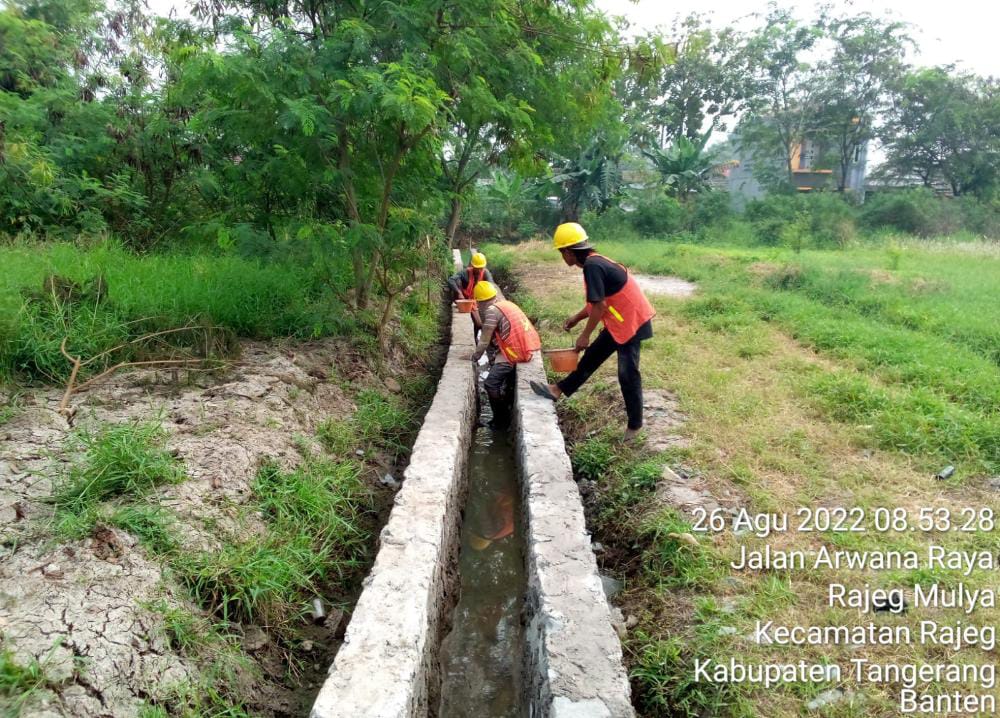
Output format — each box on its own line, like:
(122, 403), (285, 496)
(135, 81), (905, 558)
(563, 315), (579, 332)
(574, 333), (591, 353)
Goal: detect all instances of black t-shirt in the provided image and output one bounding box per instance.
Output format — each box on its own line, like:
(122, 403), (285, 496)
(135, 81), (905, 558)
(582, 254), (653, 341)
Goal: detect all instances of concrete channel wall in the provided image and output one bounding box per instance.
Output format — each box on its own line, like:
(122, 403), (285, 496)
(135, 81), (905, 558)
(515, 355), (635, 718)
(310, 251), (477, 718)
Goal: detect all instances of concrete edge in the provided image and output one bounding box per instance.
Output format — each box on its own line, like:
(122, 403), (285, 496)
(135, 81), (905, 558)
(310, 250), (476, 718)
(515, 354), (635, 718)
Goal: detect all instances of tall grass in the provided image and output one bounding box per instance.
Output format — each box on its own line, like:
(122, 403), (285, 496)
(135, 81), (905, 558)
(0, 241), (349, 383)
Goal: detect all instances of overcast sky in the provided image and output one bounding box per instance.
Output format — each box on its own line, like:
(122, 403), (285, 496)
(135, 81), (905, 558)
(596, 0), (998, 77)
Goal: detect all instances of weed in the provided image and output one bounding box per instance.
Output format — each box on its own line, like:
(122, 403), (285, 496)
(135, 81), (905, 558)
(629, 632), (752, 718)
(0, 392), (23, 427)
(51, 419), (185, 537)
(0, 645), (66, 718)
(572, 435), (616, 481)
(173, 457), (371, 629)
(640, 510), (723, 590)
(353, 390), (416, 454)
(109, 505), (181, 556)
(316, 417), (353, 456)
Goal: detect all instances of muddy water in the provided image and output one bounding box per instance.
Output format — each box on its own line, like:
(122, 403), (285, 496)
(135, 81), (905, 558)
(438, 402), (525, 717)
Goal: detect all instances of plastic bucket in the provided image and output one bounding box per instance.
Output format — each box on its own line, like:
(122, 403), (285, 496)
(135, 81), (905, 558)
(455, 299), (476, 314)
(544, 348), (579, 372)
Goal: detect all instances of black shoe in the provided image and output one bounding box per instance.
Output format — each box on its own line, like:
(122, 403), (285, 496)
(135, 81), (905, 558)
(529, 380), (557, 401)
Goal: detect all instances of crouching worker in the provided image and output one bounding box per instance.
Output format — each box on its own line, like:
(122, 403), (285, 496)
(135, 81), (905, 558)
(530, 222), (655, 440)
(447, 252), (494, 334)
(466, 281), (540, 430)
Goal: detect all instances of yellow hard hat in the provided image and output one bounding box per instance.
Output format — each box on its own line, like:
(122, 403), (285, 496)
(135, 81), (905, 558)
(473, 281), (497, 302)
(470, 252), (487, 269)
(553, 222), (591, 250)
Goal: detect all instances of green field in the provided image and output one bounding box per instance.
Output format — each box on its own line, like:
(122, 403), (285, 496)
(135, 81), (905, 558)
(492, 234), (1000, 718)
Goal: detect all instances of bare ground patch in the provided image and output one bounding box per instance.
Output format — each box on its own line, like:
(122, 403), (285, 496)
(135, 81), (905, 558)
(0, 338), (422, 717)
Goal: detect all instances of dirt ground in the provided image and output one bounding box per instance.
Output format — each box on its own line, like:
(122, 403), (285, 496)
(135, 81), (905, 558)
(0, 339), (403, 717)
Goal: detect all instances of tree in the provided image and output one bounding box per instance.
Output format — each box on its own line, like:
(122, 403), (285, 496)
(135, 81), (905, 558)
(736, 7), (827, 190)
(434, 0), (618, 247)
(879, 67), (1000, 198)
(812, 14), (911, 191)
(625, 14), (752, 149)
(548, 135), (625, 222)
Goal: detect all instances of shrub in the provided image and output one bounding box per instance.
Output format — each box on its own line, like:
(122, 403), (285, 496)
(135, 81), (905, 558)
(630, 196), (688, 237)
(745, 193), (858, 248)
(860, 189), (947, 236)
(857, 188), (1000, 238)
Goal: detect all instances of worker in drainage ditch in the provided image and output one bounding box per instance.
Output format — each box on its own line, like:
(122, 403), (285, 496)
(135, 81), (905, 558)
(462, 280), (541, 431)
(447, 251), (495, 336)
(530, 222), (656, 441)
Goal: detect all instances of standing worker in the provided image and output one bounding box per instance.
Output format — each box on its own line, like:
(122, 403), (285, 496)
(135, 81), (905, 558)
(466, 281), (541, 430)
(447, 252), (495, 332)
(530, 222), (655, 440)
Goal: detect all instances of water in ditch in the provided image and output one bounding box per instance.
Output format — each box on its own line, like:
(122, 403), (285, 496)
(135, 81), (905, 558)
(438, 398), (525, 717)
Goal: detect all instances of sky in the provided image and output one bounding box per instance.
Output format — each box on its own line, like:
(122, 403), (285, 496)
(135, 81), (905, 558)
(595, 0), (998, 77)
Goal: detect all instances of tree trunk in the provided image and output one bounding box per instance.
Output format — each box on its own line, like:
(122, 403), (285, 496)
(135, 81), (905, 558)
(352, 247), (369, 309)
(445, 196), (463, 248)
(377, 291), (398, 351)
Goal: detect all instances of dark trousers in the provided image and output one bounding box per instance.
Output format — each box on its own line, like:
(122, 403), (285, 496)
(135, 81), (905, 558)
(557, 329), (644, 430)
(484, 362), (516, 429)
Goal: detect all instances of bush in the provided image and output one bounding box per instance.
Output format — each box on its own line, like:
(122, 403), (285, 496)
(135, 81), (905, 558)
(745, 193), (858, 248)
(630, 196), (688, 237)
(860, 189), (950, 236)
(858, 188), (1000, 238)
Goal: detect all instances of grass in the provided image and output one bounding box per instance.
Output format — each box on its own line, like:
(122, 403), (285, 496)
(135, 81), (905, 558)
(0, 240), (354, 384)
(173, 454), (371, 628)
(0, 644), (67, 718)
(0, 391), (23, 427)
(527, 236), (1000, 475)
(318, 389), (419, 459)
(138, 601), (256, 718)
(50, 419), (186, 538)
(493, 235), (1000, 717)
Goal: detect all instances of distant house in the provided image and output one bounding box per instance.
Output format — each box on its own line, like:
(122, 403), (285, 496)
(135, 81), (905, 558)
(726, 135), (869, 209)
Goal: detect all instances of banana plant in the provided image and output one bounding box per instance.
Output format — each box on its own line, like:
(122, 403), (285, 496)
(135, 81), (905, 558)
(548, 136), (624, 221)
(642, 130), (717, 202)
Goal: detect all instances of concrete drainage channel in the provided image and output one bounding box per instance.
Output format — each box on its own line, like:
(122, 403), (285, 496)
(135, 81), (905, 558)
(310, 250), (633, 718)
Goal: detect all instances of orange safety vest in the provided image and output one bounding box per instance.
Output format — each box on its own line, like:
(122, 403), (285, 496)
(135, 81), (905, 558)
(583, 254), (656, 344)
(493, 300), (541, 364)
(460, 267), (486, 300)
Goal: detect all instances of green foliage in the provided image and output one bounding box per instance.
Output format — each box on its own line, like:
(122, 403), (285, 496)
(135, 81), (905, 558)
(51, 419), (185, 537)
(630, 633), (750, 718)
(640, 510), (723, 589)
(643, 131), (717, 201)
(0, 241), (352, 384)
(548, 135), (626, 222)
(860, 189), (1000, 238)
(571, 435), (617, 481)
(174, 456), (370, 627)
(879, 67), (1000, 199)
(744, 193), (857, 248)
(0, 643), (67, 718)
(109, 505), (181, 556)
(630, 196), (689, 237)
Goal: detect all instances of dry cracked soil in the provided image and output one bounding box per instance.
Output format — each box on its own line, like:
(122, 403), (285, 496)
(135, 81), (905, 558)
(0, 339), (392, 717)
